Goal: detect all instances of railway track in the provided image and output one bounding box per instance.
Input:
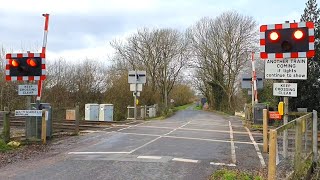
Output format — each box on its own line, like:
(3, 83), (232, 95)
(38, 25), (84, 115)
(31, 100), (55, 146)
(0, 117), (136, 132)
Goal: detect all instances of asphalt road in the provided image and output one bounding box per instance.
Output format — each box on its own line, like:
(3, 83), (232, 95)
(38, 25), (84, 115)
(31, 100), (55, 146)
(0, 107), (266, 180)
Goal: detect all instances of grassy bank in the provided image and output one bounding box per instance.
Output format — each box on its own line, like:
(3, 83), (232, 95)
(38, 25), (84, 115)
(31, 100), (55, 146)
(211, 169), (263, 180)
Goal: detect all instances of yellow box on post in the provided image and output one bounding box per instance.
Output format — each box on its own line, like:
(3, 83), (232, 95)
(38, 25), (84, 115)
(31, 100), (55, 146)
(278, 102), (284, 115)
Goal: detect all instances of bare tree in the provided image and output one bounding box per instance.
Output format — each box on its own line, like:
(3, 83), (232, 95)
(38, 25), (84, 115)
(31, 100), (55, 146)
(188, 11), (258, 112)
(111, 28), (190, 108)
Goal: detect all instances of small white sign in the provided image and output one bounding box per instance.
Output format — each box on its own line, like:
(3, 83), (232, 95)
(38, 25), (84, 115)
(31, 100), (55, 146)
(265, 58), (307, 80)
(15, 110), (42, 117)
(130, 84), (143, 92)
(273, 83), (297, 97)
(18, 85), (38, 95)
(128, 71), (147, 84)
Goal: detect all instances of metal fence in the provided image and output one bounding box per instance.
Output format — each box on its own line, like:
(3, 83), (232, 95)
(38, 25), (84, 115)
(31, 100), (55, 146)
(268, 111), (318, 180)
(127, 105), (157, 120)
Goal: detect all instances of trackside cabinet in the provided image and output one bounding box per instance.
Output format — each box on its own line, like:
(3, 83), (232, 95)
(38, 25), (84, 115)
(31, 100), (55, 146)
(85, 104), (99, 121)
(28, 103), (52, 139)
(253, 103), (267, 124)
(99, 104), (114, 121)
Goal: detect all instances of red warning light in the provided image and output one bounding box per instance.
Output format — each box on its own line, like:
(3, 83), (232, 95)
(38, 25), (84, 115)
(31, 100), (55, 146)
(293, 30), (304, 40)
(27, 58), (37, 67)
(269, 31), (280, 41)
(10, 59), (19, 67)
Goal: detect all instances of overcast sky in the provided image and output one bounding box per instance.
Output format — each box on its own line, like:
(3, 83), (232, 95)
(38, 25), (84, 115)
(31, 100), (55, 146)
(0, 0), (306, 62)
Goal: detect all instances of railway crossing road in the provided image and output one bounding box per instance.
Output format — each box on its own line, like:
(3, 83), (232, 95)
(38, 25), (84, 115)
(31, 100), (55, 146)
(0, 107), (266, 180)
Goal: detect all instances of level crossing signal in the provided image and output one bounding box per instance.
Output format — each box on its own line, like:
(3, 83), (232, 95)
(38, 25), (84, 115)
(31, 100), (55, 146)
(260, 21), (315, 59)
(5, 53), (46, 81)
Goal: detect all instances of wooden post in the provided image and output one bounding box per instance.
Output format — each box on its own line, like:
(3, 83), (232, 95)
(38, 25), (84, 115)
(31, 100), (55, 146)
(263, 109), (268, 153)
(41, 109), (47, 144)
(2, 111), (10, 143)
(268, 130), (277, 180)
(75, 105), (80, 135)
(312, 110), (318, 163)
(294, 118), (302, 175)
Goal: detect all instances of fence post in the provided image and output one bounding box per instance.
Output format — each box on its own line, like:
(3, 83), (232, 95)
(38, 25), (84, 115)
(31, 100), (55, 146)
(41, 109), (47, 144)
(263, 109), (268, 153)
(313, 110), (318, 164)
(75, 105), (80, 135)
(268, 129), (277, 180)
(2, 111), (10, 143)
(294, 118), (303, 175)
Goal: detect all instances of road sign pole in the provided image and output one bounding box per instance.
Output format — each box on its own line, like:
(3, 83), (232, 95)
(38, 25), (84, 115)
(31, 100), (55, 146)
(26, 89), (32, 139)
(134, 70), (137, 120)
(283, 80), (289, 158)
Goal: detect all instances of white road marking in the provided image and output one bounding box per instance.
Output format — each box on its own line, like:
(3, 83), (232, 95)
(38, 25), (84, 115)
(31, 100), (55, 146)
(179, 127), (261, 135)
(116, 121), (146, 132)
(163, 121), (191, 136)
(129, 121), (192, 154)
(117, 131), (259, 145)
(188, 122), (243, 127)
(118, 132), (161, 137)
(129, 136), (163, 153)
(144, 121), (184, 124)
(68, 151), (131, 155)
(134, 125), (175, 129)
(245, 127), (266, 167)
(163, 135), (258, 145)
(172, 158), (198, 163)
(210, 162), (236, 167)
(229, 121), (236, 164)
(137, 156), (162, 160)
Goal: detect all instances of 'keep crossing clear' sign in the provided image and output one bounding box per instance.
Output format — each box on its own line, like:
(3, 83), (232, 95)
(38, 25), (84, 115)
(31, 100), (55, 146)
(273, 83), (297, 97)
(265, 58), (307, 80)
(18, 85), (38, 95)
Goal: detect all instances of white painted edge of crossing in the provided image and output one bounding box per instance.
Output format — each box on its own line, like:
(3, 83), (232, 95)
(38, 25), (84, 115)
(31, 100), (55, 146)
(68, 152), (131, 155)
(210, 162), (236, 167)
(172, 158), (198, 163)
(137, 156), (162, 160)
(188, 122), (244, 128)
(229, 121), (237, 164)
(179, 127), (262, 135)
(244, 127), (266, 167)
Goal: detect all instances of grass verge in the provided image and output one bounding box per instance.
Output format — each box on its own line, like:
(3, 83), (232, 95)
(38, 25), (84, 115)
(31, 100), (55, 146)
(173, 103), (193, 111)
(0, 139), (12, 152)
(211, 169), (263, 180)
(149, 103), (193, 120)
